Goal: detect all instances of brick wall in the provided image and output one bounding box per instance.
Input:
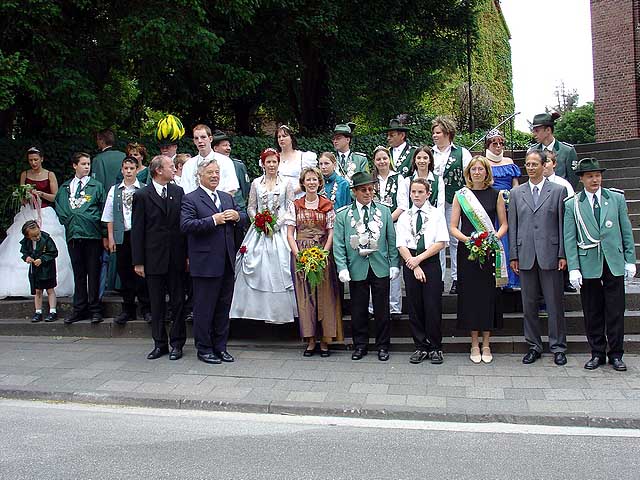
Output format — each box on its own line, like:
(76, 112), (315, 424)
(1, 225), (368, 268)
(591, 0), (640, 141)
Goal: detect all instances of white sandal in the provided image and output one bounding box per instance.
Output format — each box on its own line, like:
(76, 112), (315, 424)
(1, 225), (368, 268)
(481, 346), (493, 364)
(470, 346), (482, 364)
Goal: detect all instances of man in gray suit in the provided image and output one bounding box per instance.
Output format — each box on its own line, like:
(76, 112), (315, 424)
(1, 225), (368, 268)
(509, 150), (568, 365)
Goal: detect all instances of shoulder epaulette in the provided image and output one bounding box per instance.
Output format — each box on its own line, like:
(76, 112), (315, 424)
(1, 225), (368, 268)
(354, 152), (367, 158)
(560, 141), (575, 148)
(336, 205), (350, 213)
(563, 192), (578, 202)
(610, 187), (625, 195)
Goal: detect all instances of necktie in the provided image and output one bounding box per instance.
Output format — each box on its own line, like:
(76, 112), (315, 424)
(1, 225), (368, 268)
(416, 210), (425, 254)
(212, 192), (220, 209)
(161, 186), (167, 199)
(340, 153), (346, 168)
(362, 205), (369, 225)
(75, 180), (83, 198)
(532, 185), (539, 207)
(593, 195), (601, 224)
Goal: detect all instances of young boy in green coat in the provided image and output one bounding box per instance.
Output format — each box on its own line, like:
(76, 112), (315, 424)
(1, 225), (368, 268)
(55, 152), (106, 324)
(20, 220), (58, 323)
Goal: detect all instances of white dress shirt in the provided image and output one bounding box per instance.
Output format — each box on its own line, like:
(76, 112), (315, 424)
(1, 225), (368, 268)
(101, 180), (141, 230)
(151, 179), (168, 198)
(529, 177), (546, 194)
(391, 142), (407, 166)
(546, 173), (574, 198)
(180, 150), (239, 194)
(71, 175), (90, 197)
(396, 204), (449, 250)
(584, 188), (602, 211)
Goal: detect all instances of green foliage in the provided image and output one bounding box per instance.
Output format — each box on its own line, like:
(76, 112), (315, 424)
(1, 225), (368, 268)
(554, 102), (595, 145)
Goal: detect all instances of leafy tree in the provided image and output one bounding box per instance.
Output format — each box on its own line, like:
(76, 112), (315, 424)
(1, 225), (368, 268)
(554, 102), (595, 144)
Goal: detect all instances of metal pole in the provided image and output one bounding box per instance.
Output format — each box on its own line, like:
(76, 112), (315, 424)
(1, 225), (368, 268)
(467, 24), (474, 133)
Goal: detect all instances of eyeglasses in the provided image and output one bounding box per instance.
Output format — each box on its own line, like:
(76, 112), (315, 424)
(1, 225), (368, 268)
(491, 142), (505, 146)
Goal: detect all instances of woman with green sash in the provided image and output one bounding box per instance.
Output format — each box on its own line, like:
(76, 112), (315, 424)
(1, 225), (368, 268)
(450, 156), (508, 364)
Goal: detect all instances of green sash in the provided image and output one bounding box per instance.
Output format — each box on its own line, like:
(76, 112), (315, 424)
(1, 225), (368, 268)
(455, 187), (508, 286)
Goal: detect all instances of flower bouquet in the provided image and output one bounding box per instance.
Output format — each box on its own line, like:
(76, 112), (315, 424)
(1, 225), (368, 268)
(253, 208), (277, 236)
(465, 231), (500, 265)
(296, 246), (330, 289)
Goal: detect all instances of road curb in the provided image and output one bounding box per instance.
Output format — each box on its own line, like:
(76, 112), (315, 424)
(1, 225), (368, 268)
(3, 386), (640, 430)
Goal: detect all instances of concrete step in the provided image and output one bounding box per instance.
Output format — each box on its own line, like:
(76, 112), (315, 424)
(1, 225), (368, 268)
(603, 166), (640, 179)
(579, 148), (640, 161)
(574, 138), (640, 153)
(602, 177), (640, 190)
(514, 155), (640, 169)
(2, 310), (640, 340)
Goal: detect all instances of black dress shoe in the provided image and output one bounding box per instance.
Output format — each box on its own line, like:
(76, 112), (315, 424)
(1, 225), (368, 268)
(114, 312), (130, 325)
(351, 348), (367, 360)
(91, 313), (103, 324)
(553, 352), (567, 366)
(147, 346), (169, 360)
(64, 311), (89, 324)
(31, 312), (43, 323)
(44, 312), (58, 322)
(198, 352), (222, 364)
(185, 312), (193, 323)
(320, 349), (330, 358)
(303, 345), (316, 357)
(449, 280), (458, 295)
(610, 358), (627, 372)
(564, 283), (577, 293)
(143, 312), (152, 324)
(378, 349), (390, 361)
(409, 350), (428, 364)
(522, 349), (541, 364)
(584, 356), (605, 370)
(218, 351), (234, 363)
(169, 348), (183, 360)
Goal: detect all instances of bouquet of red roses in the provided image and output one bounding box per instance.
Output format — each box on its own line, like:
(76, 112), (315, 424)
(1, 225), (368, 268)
(465, 231), (500, 265)
(253, 208), (277, 236)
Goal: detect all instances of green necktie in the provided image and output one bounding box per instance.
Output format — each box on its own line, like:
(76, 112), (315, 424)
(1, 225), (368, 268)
(74, 180), (83, 198)
(593, 195), (600, 225)
(362, 205), (369, 225)
(340, 153), (346, 169)
(416, 210), (425, 254)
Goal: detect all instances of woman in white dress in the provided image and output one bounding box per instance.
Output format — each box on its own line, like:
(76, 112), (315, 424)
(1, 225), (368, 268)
(0, 147), (74, 298)
(229, 148), (298, 323)
(275, 125), (317, 199)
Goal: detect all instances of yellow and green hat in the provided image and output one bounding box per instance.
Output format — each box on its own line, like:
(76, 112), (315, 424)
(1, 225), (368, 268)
(156, 114), (185, 146)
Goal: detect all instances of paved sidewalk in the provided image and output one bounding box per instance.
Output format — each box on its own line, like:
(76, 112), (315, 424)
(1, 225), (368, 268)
(1, 336), (640, 428)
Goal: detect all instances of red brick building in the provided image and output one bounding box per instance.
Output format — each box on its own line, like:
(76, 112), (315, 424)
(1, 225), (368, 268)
(591, 0), (640, 141)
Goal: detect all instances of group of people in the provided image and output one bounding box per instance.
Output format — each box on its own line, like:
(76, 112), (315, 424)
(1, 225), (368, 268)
(0, 112), (635, 371)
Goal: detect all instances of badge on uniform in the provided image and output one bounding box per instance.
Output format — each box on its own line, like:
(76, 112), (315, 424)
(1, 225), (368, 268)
(605, 220), (613, 228)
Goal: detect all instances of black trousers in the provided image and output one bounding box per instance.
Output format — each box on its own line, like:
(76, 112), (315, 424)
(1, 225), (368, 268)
(68, 238), (102, 315)
(146, 271), (185, 350)
(116, 231), (150, 317)
(192, 256), (234, 355)
(403, 253), (443, 351)
(581, 260), (625, 360)
(349, 267), (390, 350)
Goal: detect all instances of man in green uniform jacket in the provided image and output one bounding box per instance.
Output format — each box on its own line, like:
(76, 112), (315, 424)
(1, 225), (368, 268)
(333, 172), (400, 362)
(564, 158), (636, 372)
(529, 112), (579, 189)
(386, 118), (417, 178)
(332, 123), (369, 181)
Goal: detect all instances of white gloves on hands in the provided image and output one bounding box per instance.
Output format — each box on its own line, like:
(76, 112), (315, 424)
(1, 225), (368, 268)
(625, 263), (636, 281)
(389, 267), (400, 280)
(338, 269), (351, 283)
(569, 269), (583, 290)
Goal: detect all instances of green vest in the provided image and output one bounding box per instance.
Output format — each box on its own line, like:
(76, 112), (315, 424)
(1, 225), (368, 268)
(442, 146), (464, 204)
(375, 173), (401, 211)
(394, 144), (417, 178)
(112, 183), (142, 245)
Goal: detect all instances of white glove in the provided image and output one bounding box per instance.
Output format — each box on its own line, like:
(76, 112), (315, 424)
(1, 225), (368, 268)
(569, 269), (583, 290)
(389, 267), (400, 280)
(625, 263), (636, 280)
(338, 269), (351, 283)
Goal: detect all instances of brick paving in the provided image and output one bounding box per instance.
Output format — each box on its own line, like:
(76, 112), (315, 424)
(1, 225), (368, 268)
(1, 336), (640, 428)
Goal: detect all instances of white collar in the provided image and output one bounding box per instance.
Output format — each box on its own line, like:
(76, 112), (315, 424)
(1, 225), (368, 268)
(200, 184), (218, 197)
(432, 143), (451, 155)
(542, 138), (556, 150)
(529, 177), (545, 191)
(585, 188), (602, 204)
(118, 179), (141, 190)
(337, 149), (350, 158)
(393, 142), (407, 152)
(197, 149), (214, 161)
(411, 203), (428, 213)
(151, 179), (168, 196)
(355, 200), (372, 210)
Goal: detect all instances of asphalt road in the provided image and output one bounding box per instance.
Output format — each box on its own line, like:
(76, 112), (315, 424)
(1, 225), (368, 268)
(2, 400), (640, 480)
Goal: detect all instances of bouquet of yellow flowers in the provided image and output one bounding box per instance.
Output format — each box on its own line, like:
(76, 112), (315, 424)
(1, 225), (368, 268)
(295, 246), (330, 289)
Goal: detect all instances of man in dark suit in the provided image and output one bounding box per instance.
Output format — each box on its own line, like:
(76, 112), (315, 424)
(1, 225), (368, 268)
(509, 150), (568, 366)
(180, 159), (247, 364)
(132, 155), (187, 361)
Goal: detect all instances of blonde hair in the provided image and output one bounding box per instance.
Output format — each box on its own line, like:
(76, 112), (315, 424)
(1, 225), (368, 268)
(174, 153), (191, 168)
(464, 156), (494, 189)
(319, 151), (337, 164)
(299, 167), (324, 192)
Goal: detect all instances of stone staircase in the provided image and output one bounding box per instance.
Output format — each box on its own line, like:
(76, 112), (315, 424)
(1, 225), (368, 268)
(1, 139), (640, 353)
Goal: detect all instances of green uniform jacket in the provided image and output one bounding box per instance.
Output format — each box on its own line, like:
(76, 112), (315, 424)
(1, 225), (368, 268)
(92, 148), (126, 189)
(531, 140), (579, 189)
(563, 188), (635, 278)
(333, 201), (400, 281)
(232, 158), (251, 211)
(394, 144), (418, 178)
(20, 231), (58, 286)
(55, 177), (106, 240)
(336, 151), (369, 180)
